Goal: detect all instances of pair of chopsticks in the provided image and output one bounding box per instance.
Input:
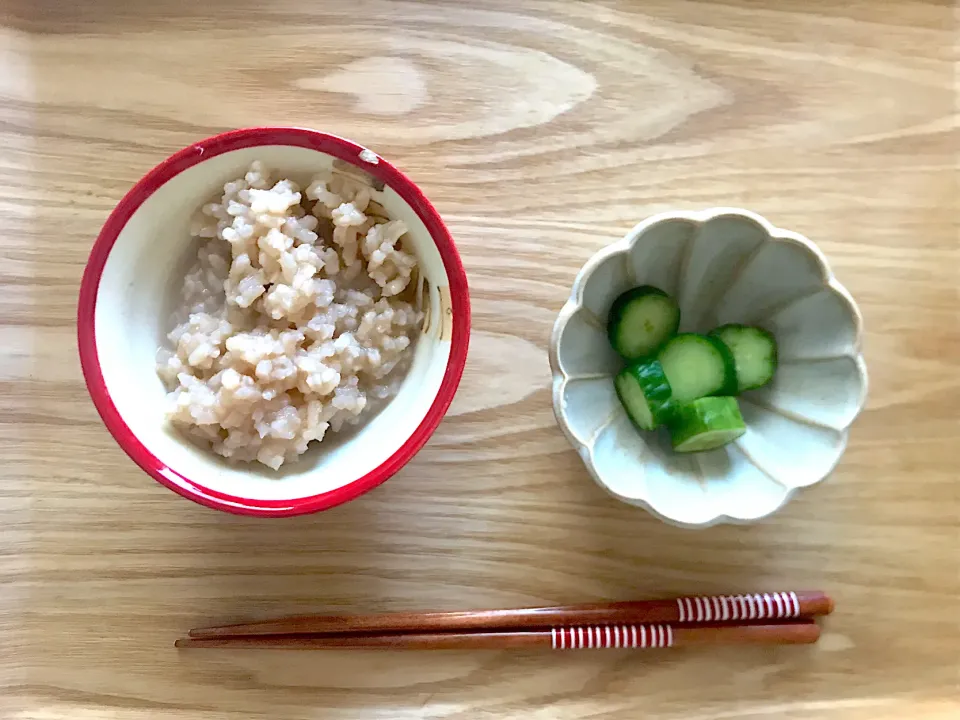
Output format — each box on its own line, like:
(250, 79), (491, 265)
(177, 591), (832, 650)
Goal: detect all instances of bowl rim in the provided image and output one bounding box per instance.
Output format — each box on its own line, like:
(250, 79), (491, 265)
(548, 207), (867, 528)
(77, 127), (470, 517)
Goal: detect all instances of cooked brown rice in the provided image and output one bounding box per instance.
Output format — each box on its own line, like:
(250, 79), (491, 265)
(156, 162), (421, 470)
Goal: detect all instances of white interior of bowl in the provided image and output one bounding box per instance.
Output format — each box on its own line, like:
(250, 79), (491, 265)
(94, 145), (452, 501)
(551, 210), (867, 527)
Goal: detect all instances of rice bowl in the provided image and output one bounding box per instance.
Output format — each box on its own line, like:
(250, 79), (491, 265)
(78, 128), (470, 516)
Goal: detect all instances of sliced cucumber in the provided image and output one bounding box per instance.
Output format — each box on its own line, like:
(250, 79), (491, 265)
(668, 397), (746, 453)
(614, 359), (674, 430)
(710, 324), (778, 392)
(657, 334), (737, 403)
(607, 286), (680, 360)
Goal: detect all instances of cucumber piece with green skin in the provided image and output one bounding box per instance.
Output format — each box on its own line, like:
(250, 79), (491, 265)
(709, 324), (778, 392)
(668, 396), (746, 453)
(607, 286), (680, 360)
(614, 359), (674, 431)
(657, 333), (738, 403)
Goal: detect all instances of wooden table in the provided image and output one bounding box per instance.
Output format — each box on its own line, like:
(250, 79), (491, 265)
(2, 1), (957, 717)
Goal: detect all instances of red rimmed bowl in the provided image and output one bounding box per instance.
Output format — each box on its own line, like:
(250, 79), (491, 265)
(78, 128), (470, 516)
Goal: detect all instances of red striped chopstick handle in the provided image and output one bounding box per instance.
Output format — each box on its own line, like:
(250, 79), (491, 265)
(551, 624), (673, 649)
(675, 591), (811, 623)
(550, 622), (819, 649)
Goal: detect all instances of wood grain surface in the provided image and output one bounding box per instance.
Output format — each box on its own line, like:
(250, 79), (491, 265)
(1, 1), (958, 718)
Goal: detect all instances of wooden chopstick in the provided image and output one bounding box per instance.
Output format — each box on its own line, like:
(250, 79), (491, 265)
(188, 591), (832, 639)
(177, 621), (820, 650)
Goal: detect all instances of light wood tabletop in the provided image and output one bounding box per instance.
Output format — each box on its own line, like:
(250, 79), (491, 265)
(2, 1), (958, 718)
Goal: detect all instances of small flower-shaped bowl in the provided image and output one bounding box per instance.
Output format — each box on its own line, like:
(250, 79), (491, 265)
(549, 208), (867, 528)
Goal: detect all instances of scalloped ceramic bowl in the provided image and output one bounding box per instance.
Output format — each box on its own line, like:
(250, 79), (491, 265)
(550, 208), (867, 528)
